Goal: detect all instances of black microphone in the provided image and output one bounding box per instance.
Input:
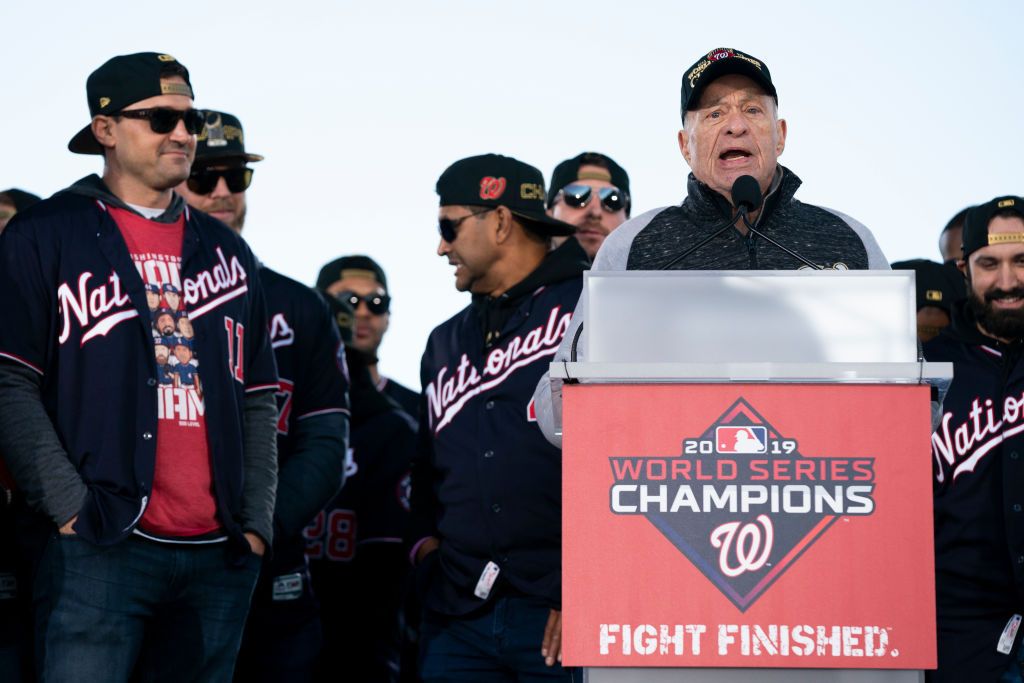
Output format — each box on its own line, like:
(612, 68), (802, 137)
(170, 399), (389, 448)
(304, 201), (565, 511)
(659, 175), (763, 269)
(730, 175), (762, 215)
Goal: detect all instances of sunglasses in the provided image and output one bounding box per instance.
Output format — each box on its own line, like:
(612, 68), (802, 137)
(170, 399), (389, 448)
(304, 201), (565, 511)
(555, 184), (628, 213)
(335, 291), (390, 315)
(114, 107), (207, 135)
(438, 207), (495, 243)
(186, 168), (254, 195)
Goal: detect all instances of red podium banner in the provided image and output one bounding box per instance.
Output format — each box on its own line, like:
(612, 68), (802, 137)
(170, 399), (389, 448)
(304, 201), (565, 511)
(562, 383), (935, 669)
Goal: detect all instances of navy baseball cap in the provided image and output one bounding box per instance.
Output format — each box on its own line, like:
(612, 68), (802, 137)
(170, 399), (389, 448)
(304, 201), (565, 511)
(681, 47), (777, 122)
(317, 255), (388, 293)
(890, 259), (961, 313)
(69, 52), (194, 155)
(961, 196), (1024, 259)
(194, 110), (264, 166)
(436, 154), (575, 237)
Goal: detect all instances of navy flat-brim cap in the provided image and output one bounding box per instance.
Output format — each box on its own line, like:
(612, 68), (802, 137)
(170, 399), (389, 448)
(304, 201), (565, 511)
(681, 47), (777, 123)
(436, 154), (575, 237)
(962, 196), (1024, 258)
(69, 52), (194, 155)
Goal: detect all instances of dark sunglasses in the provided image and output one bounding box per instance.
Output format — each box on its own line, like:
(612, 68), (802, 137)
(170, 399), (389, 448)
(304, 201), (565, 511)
(335, 291), (390, 315)
(438, 207), (495, 243)
(556, 184), (628, 213)
(114, 107), (207, 135)
(186, 168), (254, 195)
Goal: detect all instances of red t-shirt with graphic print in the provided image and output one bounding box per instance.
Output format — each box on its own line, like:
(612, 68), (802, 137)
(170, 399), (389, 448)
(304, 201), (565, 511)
(111, 206), (220, 537)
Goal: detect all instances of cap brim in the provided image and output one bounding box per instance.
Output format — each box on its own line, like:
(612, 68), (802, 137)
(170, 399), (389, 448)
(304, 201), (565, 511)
(68, 123), (103, 155)
(687, 61), (777, 112)
(510, 210), (576, 237)
(193, 152), (264, 165)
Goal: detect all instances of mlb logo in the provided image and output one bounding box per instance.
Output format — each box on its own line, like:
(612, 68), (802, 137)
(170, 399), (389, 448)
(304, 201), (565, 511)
(716, 426), (767, 453)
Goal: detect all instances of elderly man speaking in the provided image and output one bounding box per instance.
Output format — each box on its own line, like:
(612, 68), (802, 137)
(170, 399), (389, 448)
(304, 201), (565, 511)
(534, 47), (889, 444)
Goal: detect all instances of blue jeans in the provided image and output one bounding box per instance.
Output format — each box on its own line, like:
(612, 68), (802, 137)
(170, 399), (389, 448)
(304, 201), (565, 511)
(419, 596), (578, 682)
(34, 533), (261, 682)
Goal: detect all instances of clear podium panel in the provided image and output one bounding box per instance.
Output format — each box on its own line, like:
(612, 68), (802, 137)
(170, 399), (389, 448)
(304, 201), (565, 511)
(584, 271), (917, 364)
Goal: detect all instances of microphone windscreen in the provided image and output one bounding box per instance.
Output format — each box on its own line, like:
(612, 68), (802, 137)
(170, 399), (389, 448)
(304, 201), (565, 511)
(730, 175), (762, 212)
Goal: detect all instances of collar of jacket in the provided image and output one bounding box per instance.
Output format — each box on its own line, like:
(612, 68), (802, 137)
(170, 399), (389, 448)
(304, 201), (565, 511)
(58, 174), (188, 224)
(684, 165), (801, 229)
(471, 236), (588, 345)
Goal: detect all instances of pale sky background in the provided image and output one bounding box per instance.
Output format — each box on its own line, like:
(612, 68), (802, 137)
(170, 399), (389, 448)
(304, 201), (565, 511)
(2, 1), (1021, 389)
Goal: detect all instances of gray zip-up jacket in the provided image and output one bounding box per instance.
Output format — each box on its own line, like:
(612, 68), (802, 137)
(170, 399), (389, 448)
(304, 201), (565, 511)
(533, 165), (888, 446)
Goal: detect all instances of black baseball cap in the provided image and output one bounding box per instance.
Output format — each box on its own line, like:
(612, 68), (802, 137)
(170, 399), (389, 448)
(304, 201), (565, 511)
(890, 259), (961, 313)
(961, 196), (1024, 259)
(547, 152), (631, 213)
(193, 110), (264, 166)
(69, 52), (194, 155)
(436, 154), (575, 237)
(316, 255), (388, 293)
(680, 47), (777, 122)
(0, 189), (41, 212)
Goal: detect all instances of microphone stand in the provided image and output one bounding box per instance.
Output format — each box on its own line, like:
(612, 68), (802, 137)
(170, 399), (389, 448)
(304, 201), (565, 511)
(739, 215), (823, 270)
(659, 206), (749, 270)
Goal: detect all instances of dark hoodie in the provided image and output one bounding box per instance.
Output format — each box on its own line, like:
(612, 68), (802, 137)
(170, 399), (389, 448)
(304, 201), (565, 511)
(471, 236), (589, 347)
(60, 173), (188, 222)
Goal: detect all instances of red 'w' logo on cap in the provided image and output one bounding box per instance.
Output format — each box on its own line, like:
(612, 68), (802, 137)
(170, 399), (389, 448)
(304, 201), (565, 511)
(479, 177), (506, 200)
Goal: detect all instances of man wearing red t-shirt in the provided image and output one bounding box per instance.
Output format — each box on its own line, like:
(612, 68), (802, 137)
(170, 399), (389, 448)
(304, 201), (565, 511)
(0, 53), (280, 682)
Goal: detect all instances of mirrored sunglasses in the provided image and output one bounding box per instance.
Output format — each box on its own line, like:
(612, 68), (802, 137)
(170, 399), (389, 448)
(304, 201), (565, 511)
(114, 107), (207, 135)
(557, 184), (628, 213)
(336, 291), (390, 315)
(186, 168), (254, 195)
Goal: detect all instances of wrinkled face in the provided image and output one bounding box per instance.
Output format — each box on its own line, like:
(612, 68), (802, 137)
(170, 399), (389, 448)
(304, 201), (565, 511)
(549, 164), (628, 259)
(679, 74), (786, 199)
(325, 276), (390, 356)
(103, 77), (197, 192)
(963, 215), (1024, 342)
(176, 163), (248, 233)
(437, 206), (500, 294)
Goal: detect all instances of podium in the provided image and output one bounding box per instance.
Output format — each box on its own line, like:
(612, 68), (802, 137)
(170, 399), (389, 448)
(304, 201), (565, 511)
(551, 271), (951, 682)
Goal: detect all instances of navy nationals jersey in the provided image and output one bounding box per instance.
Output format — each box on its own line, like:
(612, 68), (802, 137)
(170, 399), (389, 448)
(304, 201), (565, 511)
(924, 302), (1024, 680)
(408, 241), (586, 616)
(259, 266), (350, 570)
(262, 267), (350, 462)
(305, 371), (416, 681)
(0, 189), (279, 548)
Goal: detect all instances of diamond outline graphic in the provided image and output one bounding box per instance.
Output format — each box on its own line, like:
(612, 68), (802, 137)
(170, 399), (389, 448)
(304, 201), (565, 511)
(609, 397), (873, 612)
